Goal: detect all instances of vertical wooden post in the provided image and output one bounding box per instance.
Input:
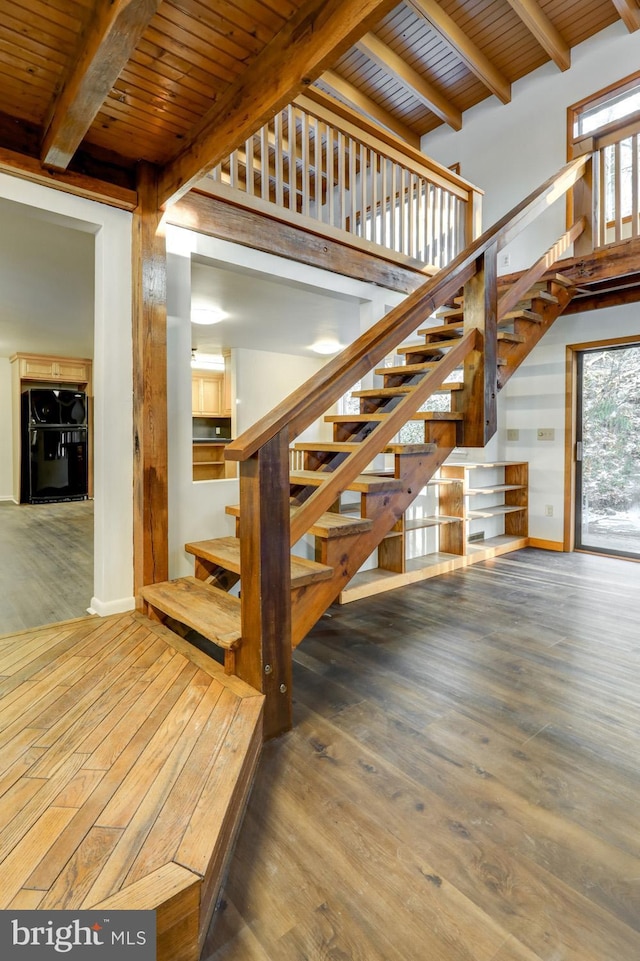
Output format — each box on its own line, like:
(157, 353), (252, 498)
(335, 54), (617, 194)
(465, 186), (483, 244)
(132, 162), (169, 597)
(453, 242), (498, 448)
(571, 151), (595, 256)
(236, 429), (293, 739)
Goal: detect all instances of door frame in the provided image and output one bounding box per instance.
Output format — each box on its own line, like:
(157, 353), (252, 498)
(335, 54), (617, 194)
(564, 333), (640, 552)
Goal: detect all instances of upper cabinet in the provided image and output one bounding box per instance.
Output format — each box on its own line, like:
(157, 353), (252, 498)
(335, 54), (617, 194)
(192, 371), (223, 416)
(192, 351), (232, 417)
(12, 353), (92, 391)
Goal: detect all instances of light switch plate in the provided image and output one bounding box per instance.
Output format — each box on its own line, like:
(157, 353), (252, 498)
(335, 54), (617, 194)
(537, 428), (554, 441)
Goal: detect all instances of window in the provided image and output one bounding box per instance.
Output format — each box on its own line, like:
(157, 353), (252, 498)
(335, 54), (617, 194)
(568, 72), (640, 246)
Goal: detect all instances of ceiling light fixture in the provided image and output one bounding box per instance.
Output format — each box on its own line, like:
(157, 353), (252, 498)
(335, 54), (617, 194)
(311, 339), (343, 355)
(191, 306), (227, 325)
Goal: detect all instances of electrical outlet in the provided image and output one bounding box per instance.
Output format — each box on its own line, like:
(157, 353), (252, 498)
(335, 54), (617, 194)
(537, 428), (555, 441)
(215, 426), (221, 435)
(506, 428), (519, 441)
(545, 505), (553, 517)
(501, 253), (511, 269)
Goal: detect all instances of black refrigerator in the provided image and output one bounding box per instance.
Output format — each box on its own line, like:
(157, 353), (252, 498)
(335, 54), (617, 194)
(21, 388), (89, 503)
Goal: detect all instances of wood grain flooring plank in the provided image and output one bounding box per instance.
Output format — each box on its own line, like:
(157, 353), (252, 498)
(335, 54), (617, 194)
(37, 826), (123, 908)
(0, 806), (77, 908)
(84, 676), (226, 903)
(176, 695), (264, 878)
(8, 889), (46, 909)
(82, 654), (197, 769)
(25, 658), (202, 891)
(95, 669), (216, 830)
(0, 753), (87, 862)
(126, 686), (241, 884)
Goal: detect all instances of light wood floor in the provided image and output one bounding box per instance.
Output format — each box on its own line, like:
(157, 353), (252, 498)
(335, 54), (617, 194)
(0, 610), (263, 961)
(0, 500), (93, 632)
(204, 548), (640, 961)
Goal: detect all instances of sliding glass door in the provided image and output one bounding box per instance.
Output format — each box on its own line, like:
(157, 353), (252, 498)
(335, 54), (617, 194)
(575, 343), (640, 558)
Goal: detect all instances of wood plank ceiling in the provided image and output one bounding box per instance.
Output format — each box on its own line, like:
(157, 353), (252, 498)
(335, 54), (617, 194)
(0, 0), (635, 208)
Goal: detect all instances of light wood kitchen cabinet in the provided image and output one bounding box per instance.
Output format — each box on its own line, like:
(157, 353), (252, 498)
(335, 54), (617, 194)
(192, 372), (223, 416)
(12, 353), (92, 390)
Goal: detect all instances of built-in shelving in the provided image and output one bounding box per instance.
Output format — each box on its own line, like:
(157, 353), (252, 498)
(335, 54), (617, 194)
(339, 461), (528, 603)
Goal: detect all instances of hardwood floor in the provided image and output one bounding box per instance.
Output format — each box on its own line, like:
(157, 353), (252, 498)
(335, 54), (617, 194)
(0, 610), (263, 961)
(203, 548), (640, 961)
(0, 500), (93, 633)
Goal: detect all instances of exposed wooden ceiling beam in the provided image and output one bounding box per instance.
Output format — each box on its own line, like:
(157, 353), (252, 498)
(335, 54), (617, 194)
(505, 0), (571, 70)
(158, 0), (399, 208)
(319, 70), (421, 147)
(407, 0), (511, 104)
(356, 32), (462, 130)
(41, 0), (162, 170)
(610, 0), (640, 31)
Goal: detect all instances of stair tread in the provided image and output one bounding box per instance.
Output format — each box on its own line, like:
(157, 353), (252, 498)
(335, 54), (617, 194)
(293, 440), (437, 454)
(375, 361), (449, 376)
(290, 469), (404, 492)
(226, 504), (374, 538)
(325, 412), (464, 423)
(185, 536), (333, 586)
(141, 577), (241, 649)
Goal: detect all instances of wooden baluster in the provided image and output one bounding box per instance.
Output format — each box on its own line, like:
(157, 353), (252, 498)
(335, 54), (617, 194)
(370, 150), (378, 243)
(360, 143), (367, 238)
(261, 124), (269, 202)
(633, 133), (639, 239)
(338, 131), (346, 230)
(380, 157), (388, 247)
(230, 149), (239, 190)
(349, 137), (357, 235)
(327, 125), (335, 227)
(425, 180), (433, 264)
(245, 136), (254, 197)
(287, 105), (296, 212)
(275, 111), (284, 208)
(314, 117), (322, 221)
(452, 243), (498, 447)
(237, 430), (292, 739)
(302, 111), (310, 218)
(614, 141), (622, 243)
(390, 163), (397, 251)
(409, 173), (416, 259)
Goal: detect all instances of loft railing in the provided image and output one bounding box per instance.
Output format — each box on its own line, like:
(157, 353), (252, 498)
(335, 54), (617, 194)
(224, 155), (591, 738)
(203, 95), (482, 271)
(596, 127), (640, 245)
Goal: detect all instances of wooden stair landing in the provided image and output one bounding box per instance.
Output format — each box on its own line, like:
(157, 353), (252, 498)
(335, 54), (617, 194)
(0, 612), (263, 961)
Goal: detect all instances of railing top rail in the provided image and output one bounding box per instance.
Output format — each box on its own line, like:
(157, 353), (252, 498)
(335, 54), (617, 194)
(225, 153), (591, 464)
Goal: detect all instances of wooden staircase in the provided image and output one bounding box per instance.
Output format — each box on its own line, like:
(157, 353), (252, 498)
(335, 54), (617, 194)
(141, 156), (591, 739)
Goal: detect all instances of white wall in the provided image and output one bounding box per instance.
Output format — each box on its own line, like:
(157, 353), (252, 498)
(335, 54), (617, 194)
(423, 22), (640, 270)
(0, 357), (12, 499)
(0, 173), (134, 614)
(419, 22), (640, 544)
(165, 225), (406, 578)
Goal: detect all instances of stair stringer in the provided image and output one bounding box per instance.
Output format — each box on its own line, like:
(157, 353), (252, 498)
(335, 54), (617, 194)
(291, 431), (456, 647)
(497, 280), (576, 389)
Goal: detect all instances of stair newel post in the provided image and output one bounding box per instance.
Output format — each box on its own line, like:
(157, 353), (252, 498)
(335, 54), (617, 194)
(453, 242), (498, 447)
(236, 429), (293, 739)
(571, 152), (596, 255)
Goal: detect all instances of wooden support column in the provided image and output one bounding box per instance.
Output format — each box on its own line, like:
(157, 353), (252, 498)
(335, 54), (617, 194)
(453, 243), (498, 447)
(132, 163), (169, 598)
(571, 154), (596, 255)
(237, 430), (293, 739)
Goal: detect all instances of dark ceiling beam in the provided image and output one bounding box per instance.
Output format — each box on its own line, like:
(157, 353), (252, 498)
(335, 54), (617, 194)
(158, 0), (399, 208)
(407, 0), (511, 104)
(41, 0), (162, 170)
(505, 0), (571, 70)
(356, 32), (462, 130)
(319, 70), (421, 147)
(610, 0), (640, 32)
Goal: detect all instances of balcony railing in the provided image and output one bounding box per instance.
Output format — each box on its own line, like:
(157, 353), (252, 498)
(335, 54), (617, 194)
(201, 95), (482, 272)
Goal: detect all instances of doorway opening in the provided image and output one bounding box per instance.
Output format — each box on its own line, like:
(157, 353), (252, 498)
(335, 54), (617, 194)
(573, 340), (640, 558)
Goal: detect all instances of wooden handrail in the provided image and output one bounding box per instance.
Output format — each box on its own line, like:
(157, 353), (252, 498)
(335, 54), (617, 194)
(225, 153), (591, 465)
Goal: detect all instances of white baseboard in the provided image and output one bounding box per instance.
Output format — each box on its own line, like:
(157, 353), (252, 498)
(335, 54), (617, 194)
(0, 496), (18, 503)
(88, 596), (136, 617)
